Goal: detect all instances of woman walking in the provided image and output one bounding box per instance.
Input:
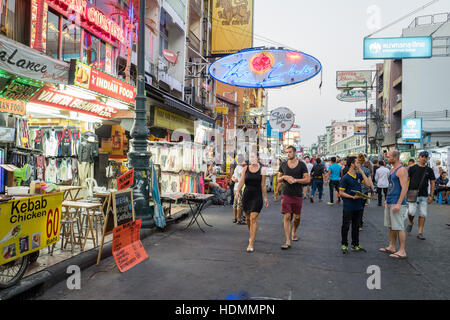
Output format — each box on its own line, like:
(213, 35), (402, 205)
(236, 152), (269, 252)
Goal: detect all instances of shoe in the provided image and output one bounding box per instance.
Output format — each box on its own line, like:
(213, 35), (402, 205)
(310, 197), (314, 203)
(327, 202), (334, 205)
(341, 245), (348, 254)
(247, 247), (254, 253)
(233, 219), (237, 223)
(406, 224), (413, 233)
(359, 227), (363, 231)
(417, 233), (426, 240)
(237, 221), (246, 225)
(319, 199), (323, 203)
(281, 244), (291, 250)
(351, 245), (366, 252)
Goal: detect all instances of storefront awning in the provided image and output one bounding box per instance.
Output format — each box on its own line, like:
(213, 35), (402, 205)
(145, 84), (215, 124)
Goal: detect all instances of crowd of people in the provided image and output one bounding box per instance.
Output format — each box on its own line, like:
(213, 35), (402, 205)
(218, 147), (449, 257)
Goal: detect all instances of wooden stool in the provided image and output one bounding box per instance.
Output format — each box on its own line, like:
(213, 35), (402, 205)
(60, 207), (83, 253)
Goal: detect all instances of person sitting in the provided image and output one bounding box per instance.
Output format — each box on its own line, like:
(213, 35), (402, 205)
(205, 162), (227, 205)
(436, 172), (449, 204)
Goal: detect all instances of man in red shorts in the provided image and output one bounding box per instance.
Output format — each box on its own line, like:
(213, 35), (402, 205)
(278, 146), (311, 250)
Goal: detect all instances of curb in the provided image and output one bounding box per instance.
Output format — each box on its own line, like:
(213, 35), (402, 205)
(0, 206), (197, 300)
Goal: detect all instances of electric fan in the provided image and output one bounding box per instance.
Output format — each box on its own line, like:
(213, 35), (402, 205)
(14, 164), (31, 186)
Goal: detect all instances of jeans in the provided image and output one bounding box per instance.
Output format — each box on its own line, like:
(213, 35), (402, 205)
(311, 179), (324, 199)
(230, 182), (235, 205)
(377, 187), (388, 206)
(341, 210), (363, 246)
(329, 180), (340, 203)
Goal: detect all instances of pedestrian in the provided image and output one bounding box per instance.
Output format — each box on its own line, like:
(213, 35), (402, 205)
(406, 151), (436, 240)
(375, 160), (390, 206)
(229, 156), (237, 206)
(436, 171), (449, 204)
(372, 159), (380, 188)
(379, 150), (409, 259)
(325, 156), (342, 205)
(231, 155), (246, 224)
(236, 152), (269, 252)
(310, 158), (325, 203)
(408, 159), (415, 168)
(273, 158), (282, 200)
(278, 146), (310, 250)
(339, 156), (373, 253)
(357, 154), (375, 230)
(302, 156), (314, 199)
(432, 160), (443, 181)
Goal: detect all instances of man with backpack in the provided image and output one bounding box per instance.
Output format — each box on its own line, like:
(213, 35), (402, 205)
(310, 158), (325, 203)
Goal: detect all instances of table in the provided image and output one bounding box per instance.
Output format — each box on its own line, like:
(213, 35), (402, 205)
(58, 186), (83, 201)
(62, 201), (103, 250)
(182, 194), (214, 232)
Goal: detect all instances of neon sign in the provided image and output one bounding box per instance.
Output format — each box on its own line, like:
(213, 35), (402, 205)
(209, 48), (322, 88)
(46, 0), (125, 45)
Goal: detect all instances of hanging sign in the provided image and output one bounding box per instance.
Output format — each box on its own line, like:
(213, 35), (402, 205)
(355, 108), (368, 117)
(117, 169), (134, 191)
(69, 60), (136, 105)
(0, 35), (69, 84)
(209, 48), (322, 88)
(336, 89), (367, 102)
(269, 107), (295, 132)
(30, 0), (48, 53)
(364, 37), (432, 60)
(354, 125), (367, 135)
(30, 86), (118, 119)
(162, 49), (178, 65)
(336, 71), (372, 89)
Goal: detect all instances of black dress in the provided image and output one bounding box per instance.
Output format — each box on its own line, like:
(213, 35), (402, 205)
(242, 165), (263, 214)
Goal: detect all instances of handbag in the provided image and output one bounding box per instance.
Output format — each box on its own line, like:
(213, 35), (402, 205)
(406, 169), (427, 203)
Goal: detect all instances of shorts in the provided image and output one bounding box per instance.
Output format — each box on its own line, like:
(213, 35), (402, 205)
(408, 196), (428, 218)
(384, 204), (408, 231)
(281, 195), (303, 215)
(233, 190), (243, 210)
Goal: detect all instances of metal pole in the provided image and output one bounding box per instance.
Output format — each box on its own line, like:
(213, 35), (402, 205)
(128, 0), (152, 228)
(365, 82), (368, 154)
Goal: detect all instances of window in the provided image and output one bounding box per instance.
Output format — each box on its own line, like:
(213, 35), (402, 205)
(46, 10), (60, 59)
(83, 32), (101, 67)
(0, 0), (31, 45)
(61, 18), (81, 62)
(159, 9), (169, 57)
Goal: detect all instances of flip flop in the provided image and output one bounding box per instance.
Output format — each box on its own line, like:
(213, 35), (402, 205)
(281, 244), (291, 250)
(389, 253), (407, 259)
(379, 247), (395, 254)
(247, 247), (254, 253)
(292, 236), (299, 241)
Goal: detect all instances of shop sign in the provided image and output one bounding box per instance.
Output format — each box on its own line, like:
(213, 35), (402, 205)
(364, 37), (432, 60)
(154, 107), (194, 135)
(402, 118), (422, 143)
(0, 193), (63, 265)
(354, 125), (367, 135)
(30, 0), (48, 53)
(209, 48), (322, 88)
(0, 77), (44, 101)
(30, 86), (118, 119)
(0, 35), (69, 84)
(355, 108), (368, 117)
(269, 107), (294, 132)
(0, 98), (26, 115)
(45, 0), (126, 45)
(337, 89), (367, 102)
(69, 60), (136, 105)
(336, 71), (373, 89)
(213, 106), (228, 115)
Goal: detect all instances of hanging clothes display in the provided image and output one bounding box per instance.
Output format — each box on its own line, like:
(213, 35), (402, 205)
(45, 158), (58, 184)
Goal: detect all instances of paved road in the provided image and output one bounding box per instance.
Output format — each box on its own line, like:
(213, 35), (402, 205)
(36, 190), (450, 300)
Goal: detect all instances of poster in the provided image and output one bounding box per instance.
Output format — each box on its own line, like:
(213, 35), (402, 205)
(117, 169), (134, 191)
(0, 193), (63, 265)
(211, 0), (253, 55)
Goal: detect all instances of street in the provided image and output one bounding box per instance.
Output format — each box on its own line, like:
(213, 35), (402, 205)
(35, 191), (450, 300)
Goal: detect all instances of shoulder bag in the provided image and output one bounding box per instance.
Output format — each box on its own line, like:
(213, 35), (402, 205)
(406, 168), (427, 203)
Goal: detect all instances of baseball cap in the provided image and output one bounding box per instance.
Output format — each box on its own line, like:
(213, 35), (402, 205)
(419, 151), (429, 158)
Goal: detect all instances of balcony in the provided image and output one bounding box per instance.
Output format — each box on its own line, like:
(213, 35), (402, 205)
(188, 29), (201, 51)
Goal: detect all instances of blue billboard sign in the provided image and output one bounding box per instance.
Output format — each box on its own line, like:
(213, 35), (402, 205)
(209, 48), (322, 88)
(364, 37), (432, 60)
(402, 118), (422, 143)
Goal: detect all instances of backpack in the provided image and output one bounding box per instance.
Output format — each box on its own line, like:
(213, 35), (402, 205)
(311, 164), (324, 179)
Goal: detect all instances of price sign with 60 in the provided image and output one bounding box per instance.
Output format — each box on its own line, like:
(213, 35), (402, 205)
(46, 208), (60, 238)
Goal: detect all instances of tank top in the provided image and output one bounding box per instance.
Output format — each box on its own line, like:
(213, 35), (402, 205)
(244, 166), (262, 191)
(386, 166), (406, 205)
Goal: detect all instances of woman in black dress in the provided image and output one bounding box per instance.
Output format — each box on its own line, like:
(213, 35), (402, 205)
(236, 152), (269, 252)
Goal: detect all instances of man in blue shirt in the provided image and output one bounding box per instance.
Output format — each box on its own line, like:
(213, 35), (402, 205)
(339, 156), (374, 254)
(325, 157), (342, 205)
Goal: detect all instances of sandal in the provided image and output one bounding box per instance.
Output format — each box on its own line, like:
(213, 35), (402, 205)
(247, 247), (254, 253)
(281, 244), (291, 250)
(389, 253), (407, 259)
(379, 247), (395, 254)
(292, 235), (299, 241)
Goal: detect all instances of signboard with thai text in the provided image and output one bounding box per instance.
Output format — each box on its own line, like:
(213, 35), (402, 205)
(336, 71), (373, 89)
(402, 118), (422, 143)
(364, 37), (432, 60)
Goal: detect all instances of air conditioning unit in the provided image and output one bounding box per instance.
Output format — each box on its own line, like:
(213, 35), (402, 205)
(397, 94), (402, 103)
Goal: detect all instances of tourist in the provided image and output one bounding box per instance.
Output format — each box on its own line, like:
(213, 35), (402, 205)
(231, 155), (247, 224)
(325, 156), (342, 205)
(436, 172), (449, 204)
(375, 160), (390, 206)
(310, 158), (325, 203)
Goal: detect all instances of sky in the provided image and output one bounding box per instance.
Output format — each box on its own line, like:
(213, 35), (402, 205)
(252, 0), (450, 147)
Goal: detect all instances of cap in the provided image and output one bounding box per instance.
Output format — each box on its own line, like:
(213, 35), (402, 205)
(419, 151), (429, 158)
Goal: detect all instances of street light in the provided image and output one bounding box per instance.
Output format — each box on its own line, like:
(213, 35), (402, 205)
(127, 0), (153, 228)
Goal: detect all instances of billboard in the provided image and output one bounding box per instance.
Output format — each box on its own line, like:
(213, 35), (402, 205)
(336, 89), (367, 102)
(355, 108), (368, 117)
(364, 37), (432, 60)
(211, 0), (253, 55)
(402, 118), (422, 143)
(336, 71), (373, 89)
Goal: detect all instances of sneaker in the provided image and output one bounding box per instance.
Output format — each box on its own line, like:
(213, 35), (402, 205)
(341, 245), (348, 254)
(406, 224), (413, 233)
(417, 233), (426, 240)
(327, 202), (334, 205)
(351, 245), (366, 252)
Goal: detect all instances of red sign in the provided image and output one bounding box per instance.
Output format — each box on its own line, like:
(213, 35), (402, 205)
(45, 0), (125, 46)
(70, 60), (136, 105)
(117, 169), (134, 191)
(30, 86), (118, 119)
(162, 49), (178, 65)
(112, 219), (148, 273)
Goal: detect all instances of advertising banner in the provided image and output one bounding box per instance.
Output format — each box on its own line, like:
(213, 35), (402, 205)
(354, 125), (367, 135)
(269, 107), (295, 132)
(0, 98), (26, 115)
(336, 71), (373, 89)
(0, 35), (69, 84)
(402, 118), (422, 142)
(364, 37), (432, 60)
(69, 60), (136, 105)
(117, 169), (134, 191)
(211, 0), (253, 55)
(154, 107), (194, 135)
(336, 89), (367, 102)
(355, 108), (368, 117)
(0, 193), (63, 265)
(30, 0), (48, 53)
(30, 86), (118, 119)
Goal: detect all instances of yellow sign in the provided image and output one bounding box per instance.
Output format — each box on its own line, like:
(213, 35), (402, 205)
(154, 107), (194, 135)
(212, 0), (253, 55)
(0, 98), (26, 115)
(0, 193), (63, 265)
(213, 106), (229, 115)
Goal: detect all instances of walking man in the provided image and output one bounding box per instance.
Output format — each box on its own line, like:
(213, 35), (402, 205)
(302, 156), (314, 199)
(375, 160), (390, 206)
(310, 158), (325, 203)
(231, 155), (246, 224)
(406, 151), (436, 240)
(339, 156), (373, 253)
(325, 157), (342, 205)
(279, 146), (310, 250)
(379, 150), (409, 259)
